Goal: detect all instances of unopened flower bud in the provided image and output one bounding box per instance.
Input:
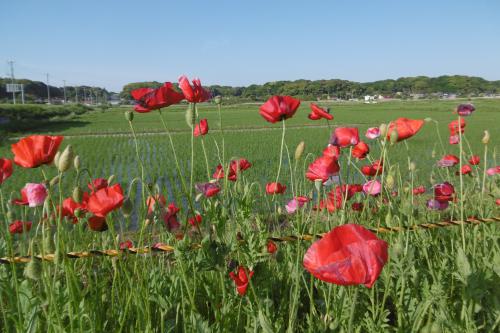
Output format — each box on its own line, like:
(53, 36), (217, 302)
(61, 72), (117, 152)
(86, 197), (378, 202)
(385, 174), (395, 189)
(214, 95), (222, 105)
(74, 155), (81, 171)
(107, 175), (116, 185)
(195, 193), (203, 202)
(54, 151), (61, 168)
(185, 105), (194, 128)
(424, 117), (433, 123)
(389, 129), (399, 144)
(58, 145), (74, 172)
(295, 141), (305, 160)
(125, 111), (134, 122)
(482, 130), (490, 144)
(49, 175), (60, 187)
(122, 197), (133, 217)
(431, 149), (436, 158)
(379, 124), (388, 137)
(409, 162), (416, 172)
(73, 186), (83, 203)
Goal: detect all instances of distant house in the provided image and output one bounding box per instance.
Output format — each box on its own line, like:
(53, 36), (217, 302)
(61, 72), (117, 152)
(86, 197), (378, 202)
(364, 95), (375, 103)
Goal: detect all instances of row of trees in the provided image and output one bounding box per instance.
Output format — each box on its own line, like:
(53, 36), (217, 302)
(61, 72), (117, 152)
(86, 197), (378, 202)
(0, 78), (110, 104)
(121, 75), (500, 102)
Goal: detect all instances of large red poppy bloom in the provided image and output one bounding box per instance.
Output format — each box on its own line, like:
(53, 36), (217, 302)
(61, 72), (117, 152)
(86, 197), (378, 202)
(178, 76), (210, 103)
(306, 156), (340, 183)
(308, 103), (333, 120)
(0, 158), (13, 185)
(229, 266), (254, 296)
(131, 82), (184, 113)
(303, 224), (388, 288)
(386, 118), (424, 142)
(9, 220), (33, 234)
(259, 95), (301, 123)
(87, 184), (124, 217)
(330, 127), (360, 147)
(60, 197), (86, 223)
(351, 141), (369, 159)
(11, 135), (63, 168)
(266, 182), (286, 195)
(194, 119), (209, 137)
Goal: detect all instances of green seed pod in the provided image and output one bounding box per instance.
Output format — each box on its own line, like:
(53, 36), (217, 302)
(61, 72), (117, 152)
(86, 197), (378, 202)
(125, 110), (134, 122)
(213, 95), (222, 105)
(73, 186), (83, 203)
(24, 258), (42, 281)
(107, 175), (116, 185)
(73, 155), (81, 171)
(185, 105), (194, 128)
(58, 145), (74, 172)
(294, 141), (305, 160)
(122, 197), (133, 217)
(49, 175), (60, 187)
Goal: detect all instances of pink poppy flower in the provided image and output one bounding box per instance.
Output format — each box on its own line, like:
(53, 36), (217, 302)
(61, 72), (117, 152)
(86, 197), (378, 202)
(24, 183), (48, 207)
(365, 127), (380, 140)
(363, 180), (381, 196)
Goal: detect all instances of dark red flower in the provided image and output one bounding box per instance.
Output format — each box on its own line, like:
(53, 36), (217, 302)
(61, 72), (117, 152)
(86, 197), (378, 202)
(308, 103), (333, 120)
(163, 203), (181, 232)
(266, 182), (286, 195)
(361, 160), (383, 177)
(188, 214), (202, 226)
(87, 184), (124, 217)
(306, 156), (340, 183)
(330, 127), (360, 147)
(11, 135), (63, 168)
(88, 178), (108, 192)
(434, 182), (455, 202)
(303, 224), (388, 288)
(457, 165), (472, 175)
(195, 182), (221, 197)
(9, 220), (32, 234)
(229, 266), (254, 296)
(412, 186), (426, 195)
(455, 104), (475, 117)
(468, 155), (480, 165)
(352, 202), (364, 211)
(259, 95), (301, 123)
(351, 141), (370, 159)
(194, 119), (209, 137)
(120, 240), (134, 250)
(437, 154), (459, 167)
(178, 76), (210, 103)
(87, 216), (108, 232)
(0, 158), (13, 184)
(131, 82), (184, 112)
(267, 240), (278, 254)
(386, 118), (424, 142)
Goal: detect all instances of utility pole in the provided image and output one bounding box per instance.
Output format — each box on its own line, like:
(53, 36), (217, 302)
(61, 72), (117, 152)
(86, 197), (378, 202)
(63, 80), (67, 103)
(8, 61), (16, 104)
(46, 73), (51, 104)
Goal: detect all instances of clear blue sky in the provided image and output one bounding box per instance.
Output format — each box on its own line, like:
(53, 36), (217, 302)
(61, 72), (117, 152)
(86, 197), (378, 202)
(1, 0), (499, 92)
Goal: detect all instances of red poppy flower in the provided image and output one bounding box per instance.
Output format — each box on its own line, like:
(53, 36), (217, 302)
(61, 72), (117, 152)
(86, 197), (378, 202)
(9, 220), (32, 234)
(323, 145), (341, 158)
(386, 118), (424, 142)
(178, 76), (210, 103)
(87, 184), (124, 217)
(194, 119), (209, 137)
(12, 188), (29, 206)
(306, 155), (340, 183)
(351, 141), (369, 159)
(146, 195), (167, 215)
(87, 215), (108, 232)
(361, 160), (383, 177)
(266, 182), (286, 195)
(448, 118), (466, 145)
(437, 154), (459, 167)
(308, 103), (333, 120)
(267, 240), (278, 254)
(163, 203), (181, 232)
(188, 214), (202, 226)
(195, 182), (221, 197)
(330, 127), (360, 147)
(259, 95), (301, 123)
(213, 158), (252, 182)
(455, 104), (475, 117)
(303, 224), (388, 288)
(229, 266), (254, 296)
(0, 158), (13, 184)
(88, 178), (108, 192)
(131, 82), (184, 112)
(231, 158), (252, 172)
(457, 165), (472, 175)
(434, 182), (455, 202)
(468, 155), (480, 165)
(120, 240), (134, 249)
(412, 186), (426, 195)
(60, 197), (85, 223)
(11, 135), (63, 168)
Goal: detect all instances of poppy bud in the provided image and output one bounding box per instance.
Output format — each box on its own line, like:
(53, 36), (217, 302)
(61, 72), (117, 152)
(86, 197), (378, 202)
(295, 141), (305, 160)
(314, 179), (322, 192)
(58, 145), (74, 173)
(122, 197), (133, 217)
(195, 193), (203, 202)
(53, 151), (61, 168)
(385, 174), (395, 189)
(385, 211), (392, 226)
(125, 111), (134, 122)
(214, 95), (222, 105)
(107, 175), (116, 185)
(49, 175), (60, 187)
(74, 155), (81, 171)
(482, 130), (490, 144)
(73, 186), (83, 203)
(185, 105), (194, 128)
(409, 162), (416, 172)
(431, 149), (436, 158)
(424, 117), (433, 123)
(379, 124), (388, 137)
(24, 257), (42, 281)
(144, 218), (151, 227)
(389, 129), (399, 144)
